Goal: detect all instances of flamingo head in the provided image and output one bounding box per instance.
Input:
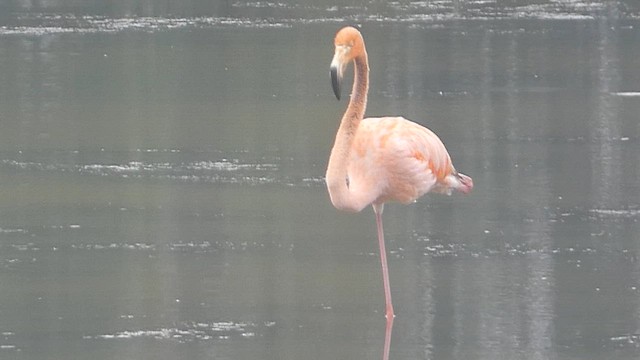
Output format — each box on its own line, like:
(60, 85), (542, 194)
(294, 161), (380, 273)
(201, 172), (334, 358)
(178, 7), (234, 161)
(331, 26), (365, 100)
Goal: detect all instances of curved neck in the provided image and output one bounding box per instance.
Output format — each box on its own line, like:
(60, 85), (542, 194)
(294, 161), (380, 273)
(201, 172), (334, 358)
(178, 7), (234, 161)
(345, 54), (369, 124)
(325, 50), (370, 212)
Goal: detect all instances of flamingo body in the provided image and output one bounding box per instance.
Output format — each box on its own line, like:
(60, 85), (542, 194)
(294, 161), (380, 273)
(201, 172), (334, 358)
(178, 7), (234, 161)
(348, 116), (471, 208)
(326, 26), (472, 319)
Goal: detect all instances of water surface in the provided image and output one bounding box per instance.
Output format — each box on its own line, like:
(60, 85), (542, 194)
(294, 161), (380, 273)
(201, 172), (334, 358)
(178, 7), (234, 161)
(1, 1), (640, 360)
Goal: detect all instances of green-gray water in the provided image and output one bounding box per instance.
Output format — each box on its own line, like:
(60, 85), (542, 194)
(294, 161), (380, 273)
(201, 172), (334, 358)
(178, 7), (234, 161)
(1, 1), (640, 359)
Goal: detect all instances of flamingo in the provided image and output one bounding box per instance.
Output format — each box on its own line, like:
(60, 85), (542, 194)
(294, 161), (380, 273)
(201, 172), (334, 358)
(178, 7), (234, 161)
(326, 26), (473, 319)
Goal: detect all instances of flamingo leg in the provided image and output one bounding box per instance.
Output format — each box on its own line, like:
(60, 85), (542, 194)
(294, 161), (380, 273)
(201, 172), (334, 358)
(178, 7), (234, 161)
(373, 204), (395, 319)
(382, 313), (394, 360)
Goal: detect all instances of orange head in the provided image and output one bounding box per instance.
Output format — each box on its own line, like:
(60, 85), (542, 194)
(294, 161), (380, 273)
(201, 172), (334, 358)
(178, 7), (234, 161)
(331, 26), (365, 100)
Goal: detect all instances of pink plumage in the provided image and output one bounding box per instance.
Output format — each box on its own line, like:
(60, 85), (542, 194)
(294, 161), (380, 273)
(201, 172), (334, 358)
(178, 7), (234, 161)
(326, 26), (473, 319)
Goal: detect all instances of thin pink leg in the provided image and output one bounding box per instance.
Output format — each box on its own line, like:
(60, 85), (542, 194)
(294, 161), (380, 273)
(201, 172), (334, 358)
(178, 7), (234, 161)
(373, 204), (395, 319)
(382, 315), (394, 360)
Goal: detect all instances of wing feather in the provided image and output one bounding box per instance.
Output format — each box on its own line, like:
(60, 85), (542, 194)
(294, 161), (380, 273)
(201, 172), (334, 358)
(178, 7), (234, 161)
(348, 116), (454, 204)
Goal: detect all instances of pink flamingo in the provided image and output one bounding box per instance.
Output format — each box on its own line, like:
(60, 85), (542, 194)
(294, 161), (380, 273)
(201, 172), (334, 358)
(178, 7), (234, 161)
(326, 26), (473, 320)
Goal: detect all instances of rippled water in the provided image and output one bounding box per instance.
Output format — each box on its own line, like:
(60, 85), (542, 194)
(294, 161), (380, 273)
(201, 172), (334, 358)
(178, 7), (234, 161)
(1, 0), (639, 35)
(1, 1), (640, 360)
(1, 151), (301, 185)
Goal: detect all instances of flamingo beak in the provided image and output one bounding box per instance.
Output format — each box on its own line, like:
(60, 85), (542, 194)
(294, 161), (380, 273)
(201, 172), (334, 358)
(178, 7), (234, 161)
(331, 64), (342, 100)
(330, 47), (347, 100)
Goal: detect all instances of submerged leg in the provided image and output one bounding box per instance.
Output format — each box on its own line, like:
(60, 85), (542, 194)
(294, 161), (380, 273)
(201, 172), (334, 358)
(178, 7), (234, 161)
(382, 314), (394, 360)
(373, 203), (395, 319)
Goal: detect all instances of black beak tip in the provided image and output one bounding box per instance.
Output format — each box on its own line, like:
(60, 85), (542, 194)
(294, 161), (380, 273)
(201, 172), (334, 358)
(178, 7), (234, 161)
(331, 67), (341, 100)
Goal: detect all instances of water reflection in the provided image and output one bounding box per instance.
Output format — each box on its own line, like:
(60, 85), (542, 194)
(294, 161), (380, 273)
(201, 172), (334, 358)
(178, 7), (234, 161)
(2, 1), (640, 35)
(591, 3), (622, 208)
(383, 317), (393, 360)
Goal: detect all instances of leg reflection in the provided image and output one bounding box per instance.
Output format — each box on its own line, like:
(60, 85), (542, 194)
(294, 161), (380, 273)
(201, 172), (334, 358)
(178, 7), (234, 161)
(382, 316), (394, 360)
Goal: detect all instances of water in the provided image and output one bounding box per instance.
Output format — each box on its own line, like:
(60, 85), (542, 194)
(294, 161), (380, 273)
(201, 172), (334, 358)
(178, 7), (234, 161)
(1, 1), (640, 359)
